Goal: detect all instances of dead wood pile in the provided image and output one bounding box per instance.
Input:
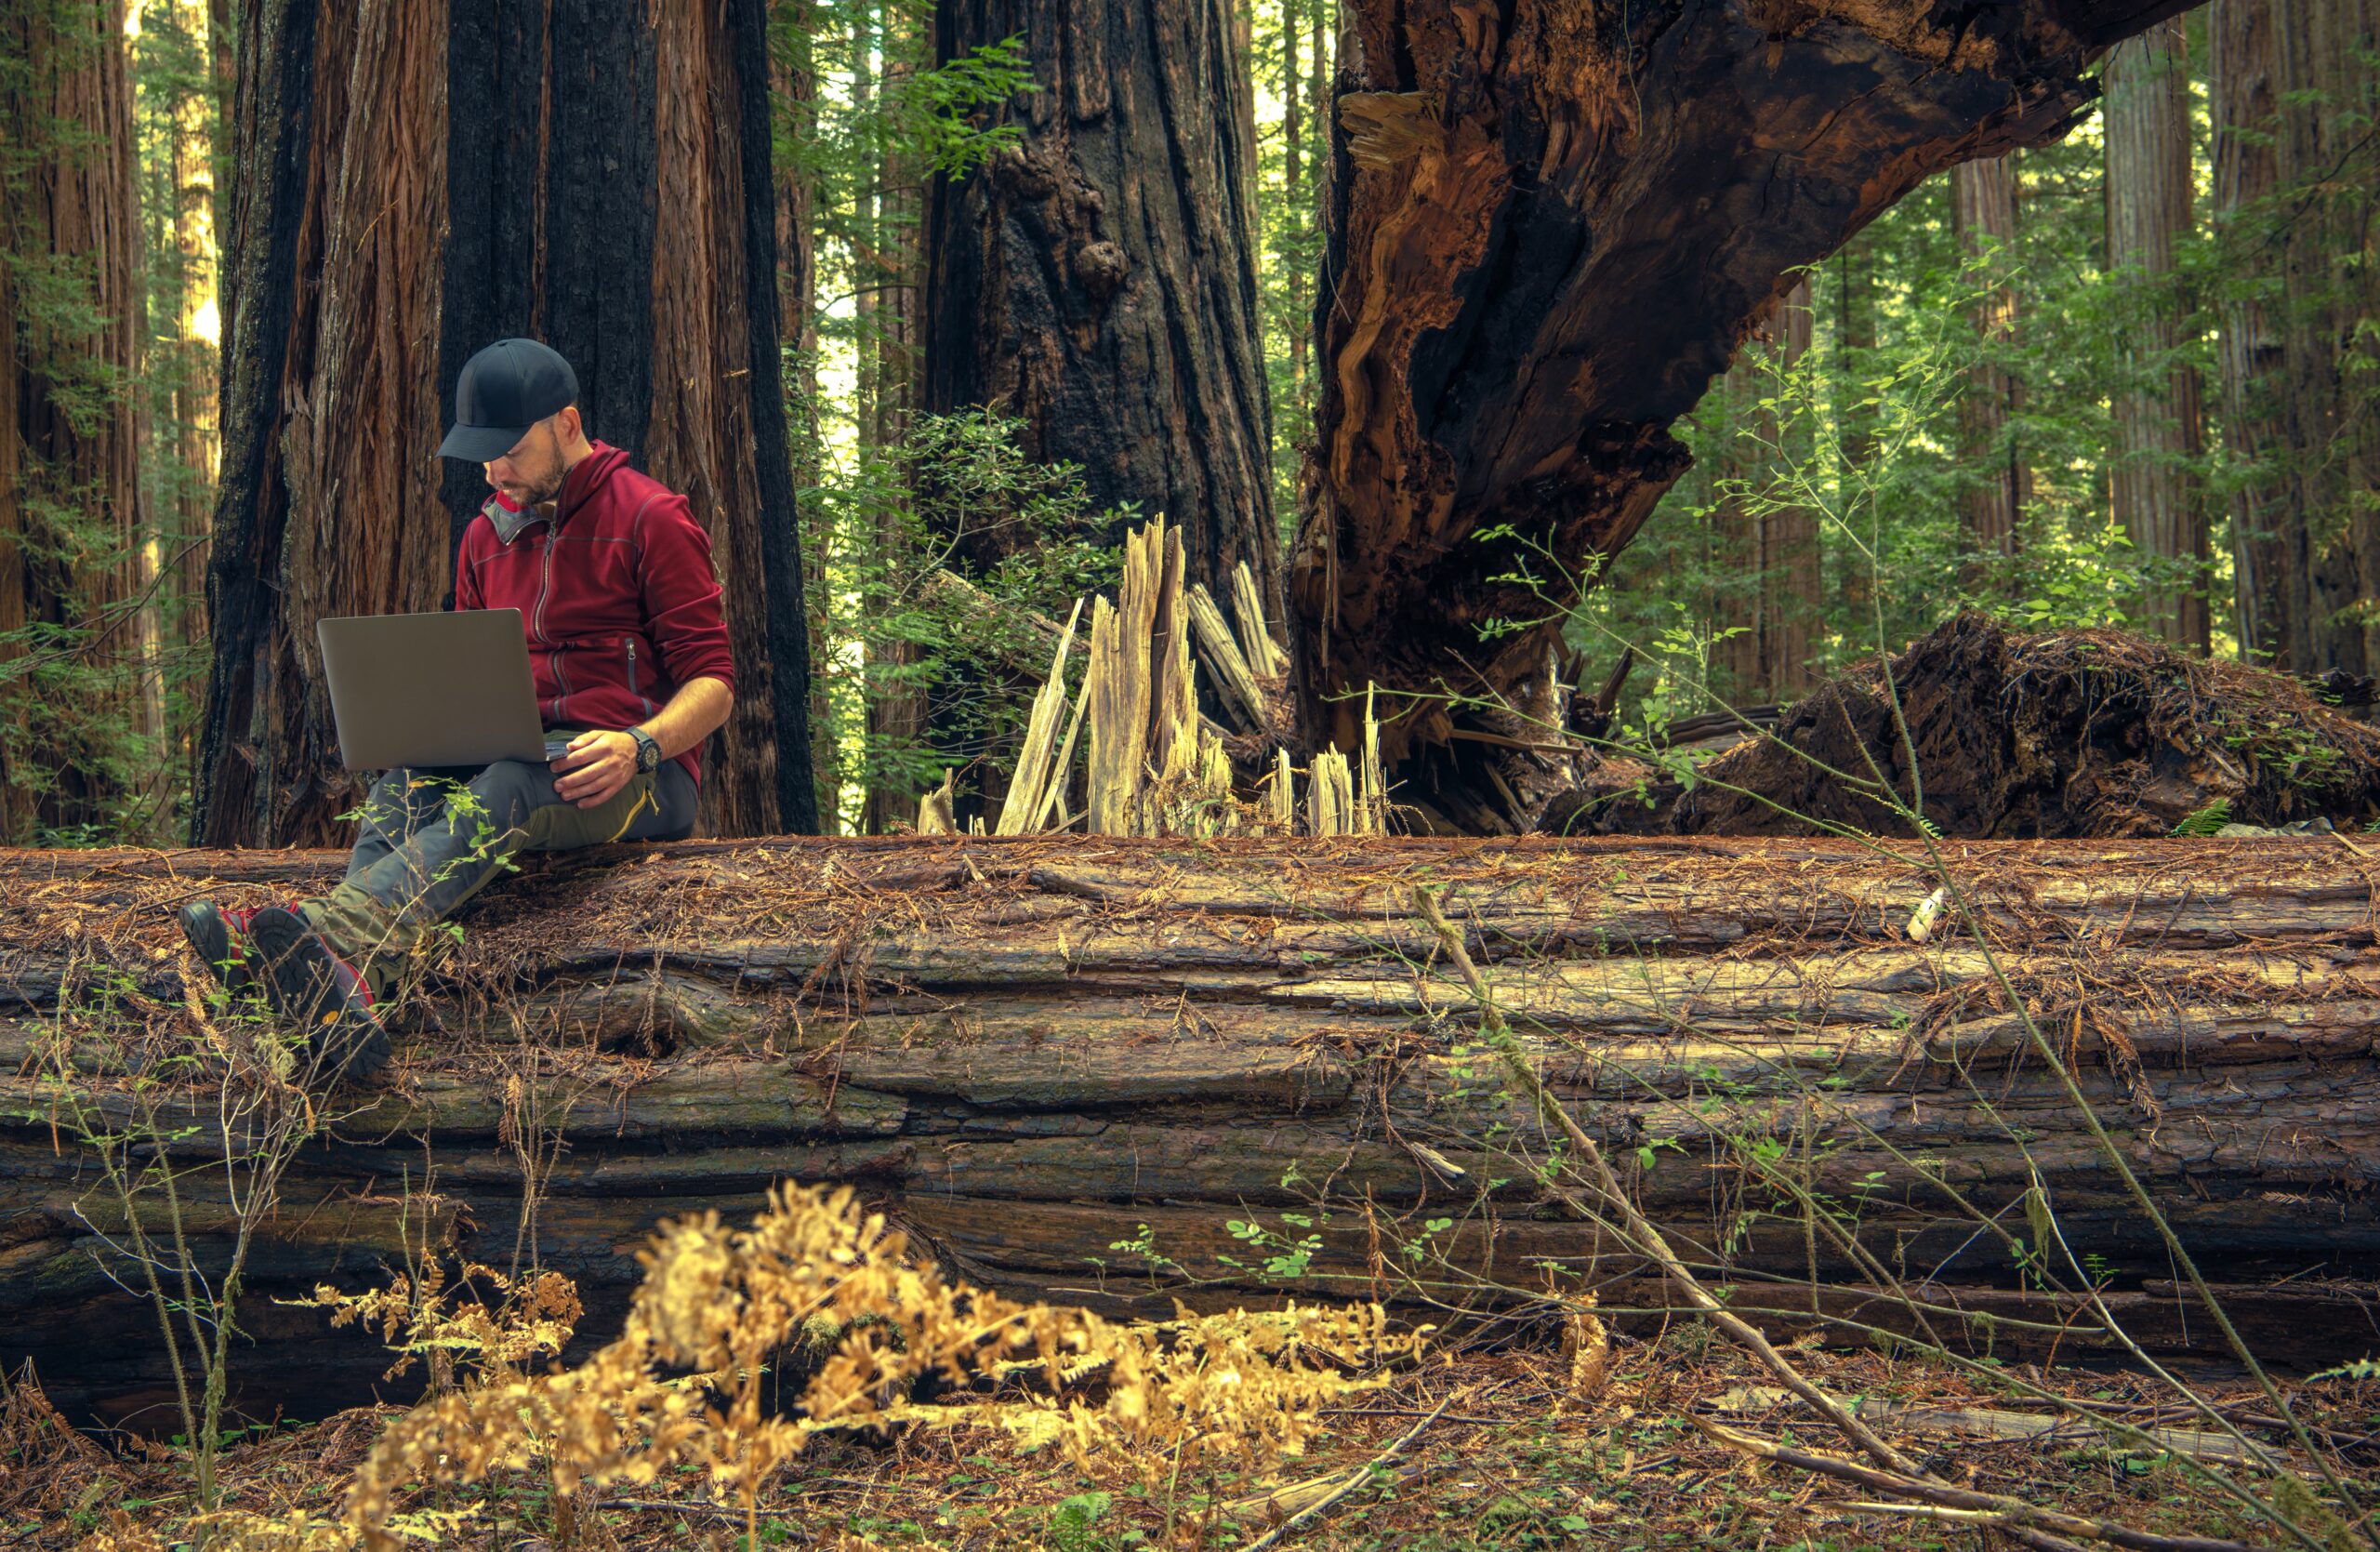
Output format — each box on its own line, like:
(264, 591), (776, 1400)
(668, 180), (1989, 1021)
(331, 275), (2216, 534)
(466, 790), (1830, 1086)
(5, 835), (2379, 1425)
(1543, 614), (2380, 839)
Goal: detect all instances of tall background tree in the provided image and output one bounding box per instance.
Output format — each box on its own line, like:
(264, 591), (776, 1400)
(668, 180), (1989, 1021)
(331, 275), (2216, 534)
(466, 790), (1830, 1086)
(190, 0), (816, 848)
(0, 0), (154, 843)
(2104, 17), (2208, 651)
(921, 0), (1279, 611)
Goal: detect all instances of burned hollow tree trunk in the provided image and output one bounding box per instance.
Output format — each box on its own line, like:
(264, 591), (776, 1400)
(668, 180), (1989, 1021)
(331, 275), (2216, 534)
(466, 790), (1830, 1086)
(921, 0), (1280, 615)
(1288, 0), (2195, 809)
(191, 0), (816, 850)
(6, 835), (2380, 1424)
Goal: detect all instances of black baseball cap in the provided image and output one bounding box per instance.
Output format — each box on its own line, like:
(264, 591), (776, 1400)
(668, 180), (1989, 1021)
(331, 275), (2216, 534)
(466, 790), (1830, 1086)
(436, 338), (580, 461)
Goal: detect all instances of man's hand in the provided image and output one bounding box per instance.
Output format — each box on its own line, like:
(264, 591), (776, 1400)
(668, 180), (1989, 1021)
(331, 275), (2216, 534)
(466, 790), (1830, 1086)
(551, 730), (640, 809)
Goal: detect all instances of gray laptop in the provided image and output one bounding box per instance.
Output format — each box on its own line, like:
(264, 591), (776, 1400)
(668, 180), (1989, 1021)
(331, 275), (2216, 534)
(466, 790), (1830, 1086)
(317, 609), (574, 771)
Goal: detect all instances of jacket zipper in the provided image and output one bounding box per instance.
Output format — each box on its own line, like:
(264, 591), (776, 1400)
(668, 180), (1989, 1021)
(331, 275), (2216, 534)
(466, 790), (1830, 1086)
(534, 527), (564, 720)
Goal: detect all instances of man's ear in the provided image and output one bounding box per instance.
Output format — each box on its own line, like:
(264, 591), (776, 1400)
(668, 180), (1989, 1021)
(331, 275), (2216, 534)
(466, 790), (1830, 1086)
(554, 405), (584, 444)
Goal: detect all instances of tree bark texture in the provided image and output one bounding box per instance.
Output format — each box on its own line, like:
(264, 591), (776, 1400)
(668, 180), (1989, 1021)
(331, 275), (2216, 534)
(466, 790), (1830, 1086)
(921, 0), (1280, 617)
(770, 0), (842, 832)
(1287, 0), (2195, 787)
(2262, 0), (2380, 680)
(7, 836), (2380, 1422)
(191, 0), (816, 851)
(2212, 0), (2287, 668)
(1950, 154), (2028, 568)
(0, 0), (147, 843)
(1712, 279), (1817, 702)
(2103, 20), (2208, 652)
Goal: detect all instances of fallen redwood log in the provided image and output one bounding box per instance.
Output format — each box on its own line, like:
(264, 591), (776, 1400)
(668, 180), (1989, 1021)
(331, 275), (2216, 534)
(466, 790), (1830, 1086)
(6, 835), (2380, 1426)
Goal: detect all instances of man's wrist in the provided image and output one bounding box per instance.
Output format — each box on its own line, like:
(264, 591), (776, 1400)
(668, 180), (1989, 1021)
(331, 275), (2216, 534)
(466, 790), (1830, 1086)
(628, 726), (663, 772)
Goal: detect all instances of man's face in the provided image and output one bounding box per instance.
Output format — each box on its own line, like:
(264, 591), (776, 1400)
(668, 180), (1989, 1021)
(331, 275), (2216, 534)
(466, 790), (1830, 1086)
(484, 418), (567, 506)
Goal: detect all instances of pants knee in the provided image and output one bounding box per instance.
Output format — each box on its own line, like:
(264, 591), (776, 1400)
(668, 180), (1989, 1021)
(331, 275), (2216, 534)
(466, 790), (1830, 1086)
(467, 760), (548, 830)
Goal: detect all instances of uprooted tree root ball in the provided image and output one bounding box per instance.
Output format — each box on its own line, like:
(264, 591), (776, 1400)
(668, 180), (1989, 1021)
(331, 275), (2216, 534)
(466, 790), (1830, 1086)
(1546, 613), (2380, 839)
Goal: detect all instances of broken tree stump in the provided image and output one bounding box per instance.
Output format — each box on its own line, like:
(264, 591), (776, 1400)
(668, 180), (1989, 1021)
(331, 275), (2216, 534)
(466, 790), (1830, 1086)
(6, 835), (2380, 1425)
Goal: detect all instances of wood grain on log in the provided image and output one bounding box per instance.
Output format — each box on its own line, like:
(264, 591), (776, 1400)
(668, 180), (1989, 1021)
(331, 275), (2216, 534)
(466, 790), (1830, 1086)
(4, 835), (2377, 1426)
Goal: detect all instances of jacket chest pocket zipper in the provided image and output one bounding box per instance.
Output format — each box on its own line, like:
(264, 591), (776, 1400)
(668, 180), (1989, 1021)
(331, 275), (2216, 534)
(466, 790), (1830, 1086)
(625, 636), (654, 715)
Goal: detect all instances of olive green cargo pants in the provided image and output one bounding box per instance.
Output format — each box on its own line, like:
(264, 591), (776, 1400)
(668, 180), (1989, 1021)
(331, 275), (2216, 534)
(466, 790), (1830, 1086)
(302, 732), (695, 997)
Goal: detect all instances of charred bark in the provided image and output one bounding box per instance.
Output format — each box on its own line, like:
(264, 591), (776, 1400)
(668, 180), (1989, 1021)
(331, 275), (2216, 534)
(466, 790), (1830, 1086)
(921, 0), (1279, 613)
(192, 0), (815, 848)
(5, 835), (2380, 1422)
(1289, 0), (2196, 800)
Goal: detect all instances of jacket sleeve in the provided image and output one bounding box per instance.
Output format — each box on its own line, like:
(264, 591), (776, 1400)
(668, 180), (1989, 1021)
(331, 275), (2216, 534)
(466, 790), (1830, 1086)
(634, 493), (738, 696)
(452, 524), (483, 611)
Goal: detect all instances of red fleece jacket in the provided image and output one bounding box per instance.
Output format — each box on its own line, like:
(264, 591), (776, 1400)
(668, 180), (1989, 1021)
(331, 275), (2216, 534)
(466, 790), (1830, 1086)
(453, 441), (735, 789)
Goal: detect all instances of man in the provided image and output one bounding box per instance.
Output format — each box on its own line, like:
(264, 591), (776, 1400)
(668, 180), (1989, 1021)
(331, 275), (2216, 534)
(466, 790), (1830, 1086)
(180, 338), (735, 1084)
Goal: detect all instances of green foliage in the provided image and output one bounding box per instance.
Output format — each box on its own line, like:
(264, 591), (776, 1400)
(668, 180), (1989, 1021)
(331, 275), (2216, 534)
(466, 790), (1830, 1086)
(802, 406), (1121, 823)
(2170, 798), (2232, 836)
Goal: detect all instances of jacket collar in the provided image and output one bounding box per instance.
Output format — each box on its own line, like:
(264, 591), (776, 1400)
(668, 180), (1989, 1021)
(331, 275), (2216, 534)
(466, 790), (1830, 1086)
(483, 441), (628, 545)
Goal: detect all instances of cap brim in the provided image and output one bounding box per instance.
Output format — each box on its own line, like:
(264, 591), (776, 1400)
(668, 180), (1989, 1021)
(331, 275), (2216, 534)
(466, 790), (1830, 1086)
(436, 422), (528, 462)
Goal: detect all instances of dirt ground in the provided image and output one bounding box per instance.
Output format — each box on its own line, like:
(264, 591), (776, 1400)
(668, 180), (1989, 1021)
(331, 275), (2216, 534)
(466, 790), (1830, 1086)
(17, 1318), (2376, 1551)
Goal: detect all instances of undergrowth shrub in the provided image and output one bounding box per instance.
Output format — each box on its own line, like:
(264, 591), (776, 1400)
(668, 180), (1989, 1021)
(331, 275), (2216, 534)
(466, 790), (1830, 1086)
(196, 1183), (1420, 1550)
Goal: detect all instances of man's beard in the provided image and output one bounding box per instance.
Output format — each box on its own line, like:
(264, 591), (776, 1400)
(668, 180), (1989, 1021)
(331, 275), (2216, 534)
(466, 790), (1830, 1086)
(504, 467), (565, 506)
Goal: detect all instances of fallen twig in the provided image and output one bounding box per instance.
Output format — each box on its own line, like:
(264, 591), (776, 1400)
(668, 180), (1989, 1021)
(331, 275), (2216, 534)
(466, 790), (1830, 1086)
(1698, 1417), (2280, 1552)
(1237, 1390), (1458, 1550)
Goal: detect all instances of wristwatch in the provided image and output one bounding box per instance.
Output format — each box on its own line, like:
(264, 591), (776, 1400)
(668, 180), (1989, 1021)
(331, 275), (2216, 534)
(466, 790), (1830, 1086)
(628, 727), (663, 774)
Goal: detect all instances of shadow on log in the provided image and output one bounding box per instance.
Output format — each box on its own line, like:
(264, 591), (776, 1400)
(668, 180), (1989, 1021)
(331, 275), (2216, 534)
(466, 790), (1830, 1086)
(6, 835), (2380, 1426)
(1543, 615), (2380, 838)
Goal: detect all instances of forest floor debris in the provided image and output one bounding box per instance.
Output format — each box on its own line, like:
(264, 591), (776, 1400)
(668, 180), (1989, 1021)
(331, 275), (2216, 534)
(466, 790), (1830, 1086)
(24, 1326), (2380, 1550)
(1548, 613), (2380, 839)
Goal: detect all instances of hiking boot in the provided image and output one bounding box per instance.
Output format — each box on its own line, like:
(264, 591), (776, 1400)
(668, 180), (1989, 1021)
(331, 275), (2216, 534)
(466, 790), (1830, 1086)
(245, 906), (392, 1087)
(180, 901), (263, 1000)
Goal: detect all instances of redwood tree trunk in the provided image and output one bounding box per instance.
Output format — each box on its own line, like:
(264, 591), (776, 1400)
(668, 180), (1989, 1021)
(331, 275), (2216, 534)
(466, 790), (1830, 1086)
(921, 0), (1279, 614)
(2266, 0), (2380, 679)
(1288, 0), (2195, 802)
(1950, 154), (2028, 569)
(191, 0), (816, 849)
(1712, 278), (1817, 702)
(2213, 0), (2287, 668)
(2104, 20), (2208, 652)
(0, 0), (147, 842)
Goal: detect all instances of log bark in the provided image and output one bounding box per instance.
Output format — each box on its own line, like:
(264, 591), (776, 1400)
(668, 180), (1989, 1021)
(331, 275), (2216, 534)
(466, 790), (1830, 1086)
(920, 0), (1280, 612)
(1287, 0), (2196, 803)
(6, 835), (2380, 1424)
(192, 0), (816, 849)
